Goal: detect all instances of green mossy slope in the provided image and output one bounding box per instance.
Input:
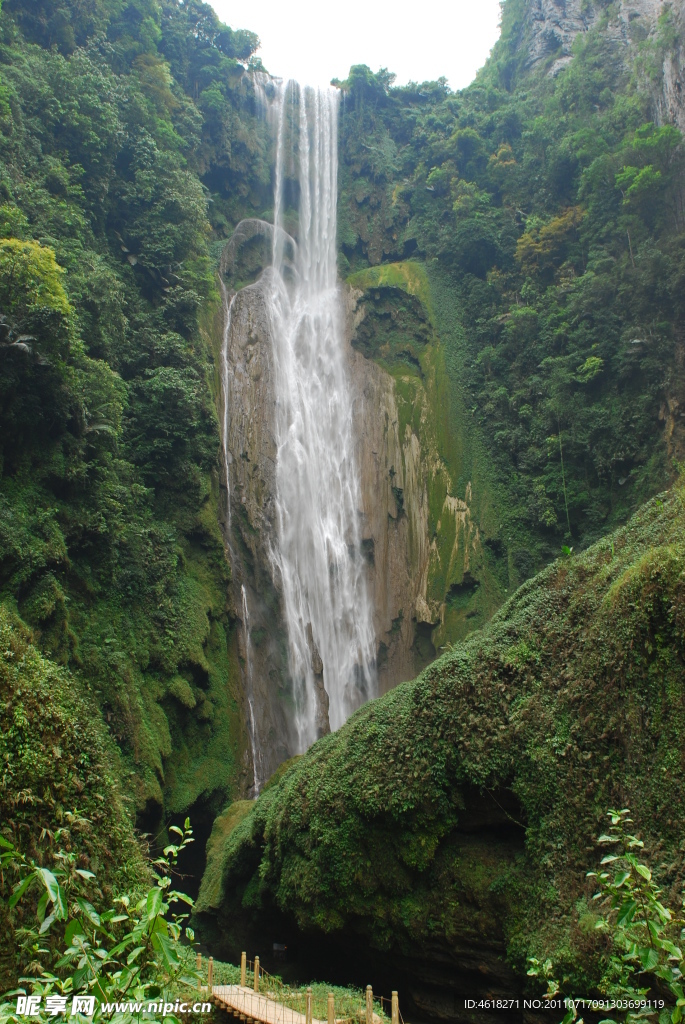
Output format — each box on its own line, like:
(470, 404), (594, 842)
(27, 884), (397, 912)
(0, 604), (147, 986)
(197, 484), (685, 991)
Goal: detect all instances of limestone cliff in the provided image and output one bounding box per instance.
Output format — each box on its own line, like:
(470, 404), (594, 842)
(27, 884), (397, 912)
(520, 0), (666, 74)
(651, 1), (685, 133)
(220, 255), (497, 768)
(517, 0), (685, 135)
(221, 277), (294, 786)
(345, 281), (486, 693)
(348, 345), (430, 693)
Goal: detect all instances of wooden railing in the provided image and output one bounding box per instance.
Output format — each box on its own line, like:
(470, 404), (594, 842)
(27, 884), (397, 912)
(195, 953), (404, 1024)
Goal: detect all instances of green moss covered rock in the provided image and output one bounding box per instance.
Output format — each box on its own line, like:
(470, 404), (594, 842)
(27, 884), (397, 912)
(197, 484), (685, 1000)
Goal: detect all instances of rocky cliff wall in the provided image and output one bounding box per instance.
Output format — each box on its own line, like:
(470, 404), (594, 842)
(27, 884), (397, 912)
(221, 260), (492, 766)
(518, 0), (685, 132)
(221, 277), (294, 787)
(521, 0), (667, 75)
(345, 282), (486, 694)
(652, 0), (685, 132)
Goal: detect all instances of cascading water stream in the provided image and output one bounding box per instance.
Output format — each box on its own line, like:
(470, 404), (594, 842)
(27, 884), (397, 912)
(241, 584), (263, 796)
(266, 82), (376, 751)
(220, 278), (236, 533)
(221, 77), (377, 764)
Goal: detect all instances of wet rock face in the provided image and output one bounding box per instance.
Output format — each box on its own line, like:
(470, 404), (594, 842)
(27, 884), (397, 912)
(347, 341), (432, 693)
(523, 0), (668, 77)
(387, 898), (523, 1024)
(345, 284), (482, 695)
(306, 623), (331, 738)
(224, 275), (482, 768)
(223, 279), (294, 783)
(225, 281), (277, 545)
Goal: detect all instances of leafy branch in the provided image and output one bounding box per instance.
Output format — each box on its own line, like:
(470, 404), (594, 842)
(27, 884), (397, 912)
(529, 810), (685, 1024)
(0, 821), (200, 1023)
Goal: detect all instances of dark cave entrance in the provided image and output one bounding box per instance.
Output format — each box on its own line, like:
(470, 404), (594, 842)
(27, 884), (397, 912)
(198, 787), (530, 1024)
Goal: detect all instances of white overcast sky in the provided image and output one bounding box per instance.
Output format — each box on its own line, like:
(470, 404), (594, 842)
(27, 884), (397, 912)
(208, 0), (503, 91)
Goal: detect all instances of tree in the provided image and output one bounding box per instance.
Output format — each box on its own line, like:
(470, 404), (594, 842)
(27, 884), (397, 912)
(0, 240), (70, 321)
(0, 823), (199, 1023)
(0, 240), (72, 364)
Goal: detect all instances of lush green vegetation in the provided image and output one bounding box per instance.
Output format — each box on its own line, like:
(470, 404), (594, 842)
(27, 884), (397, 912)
(0, 0), (277, 864)
(337, 1), (685, 570)
(0, 606), (147, 989)
(530, 809), (685, 1024)
(197, 481), (685, 1001)
(1, 817), (205, 1022)
(3, 0), (685, 1011)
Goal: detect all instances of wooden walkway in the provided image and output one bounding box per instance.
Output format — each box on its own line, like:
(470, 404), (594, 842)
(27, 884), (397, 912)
(211, 985), (325, 1024)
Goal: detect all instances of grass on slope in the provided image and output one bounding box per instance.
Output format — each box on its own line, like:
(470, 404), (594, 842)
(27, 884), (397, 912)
(196, 482), (685, 993)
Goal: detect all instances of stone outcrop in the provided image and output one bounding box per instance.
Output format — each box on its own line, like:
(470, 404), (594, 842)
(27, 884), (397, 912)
(305, 624), (331, 738)
(222, 276), (294, 785)
(521, 0), (672, 77)
(652, 1), (685, 133)
(345, 285), (482, 694)
(348, 348), (424, 693)
(521, 0), (685, 139)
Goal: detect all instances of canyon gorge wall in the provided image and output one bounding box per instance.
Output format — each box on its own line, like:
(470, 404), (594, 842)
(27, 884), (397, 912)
(519, 0), (685, 132)
(221, 254), (504, 782)
(219, 0), (685, 792)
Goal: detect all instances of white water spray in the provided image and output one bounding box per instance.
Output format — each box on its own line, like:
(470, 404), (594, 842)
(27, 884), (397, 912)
(267, 82), (376, 750)
(220, 279), (236, 532)
(241, 584), (263, 796)
(251, 70), (273, 119)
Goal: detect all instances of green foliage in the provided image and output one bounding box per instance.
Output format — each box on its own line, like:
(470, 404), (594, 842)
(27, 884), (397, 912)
(0, 238), (74, 368)
(3, 0), (685, 1001)
(0, 823), (201, 1022)
(515, 207), (585, 279)
(0, 0), (263, 880)
(0, 606), (147, 988)
(197, 485), (685, 993)
(337, 9), (685, 556)
(590, 811), (685, 1022)
(529, 810), (685, 1024)
(0, 239), (70, 319)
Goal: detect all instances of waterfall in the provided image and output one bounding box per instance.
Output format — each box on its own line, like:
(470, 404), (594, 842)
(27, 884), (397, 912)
(219, 279), (236, 532)
(220, 77), (377, 762)
(241, 584), (263, 796)
(266, 82), (376, 750)
(251, 70), (273, 118)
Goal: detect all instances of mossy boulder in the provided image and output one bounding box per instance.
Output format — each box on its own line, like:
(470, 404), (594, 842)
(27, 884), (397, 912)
(196, 485), (685, 1013)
